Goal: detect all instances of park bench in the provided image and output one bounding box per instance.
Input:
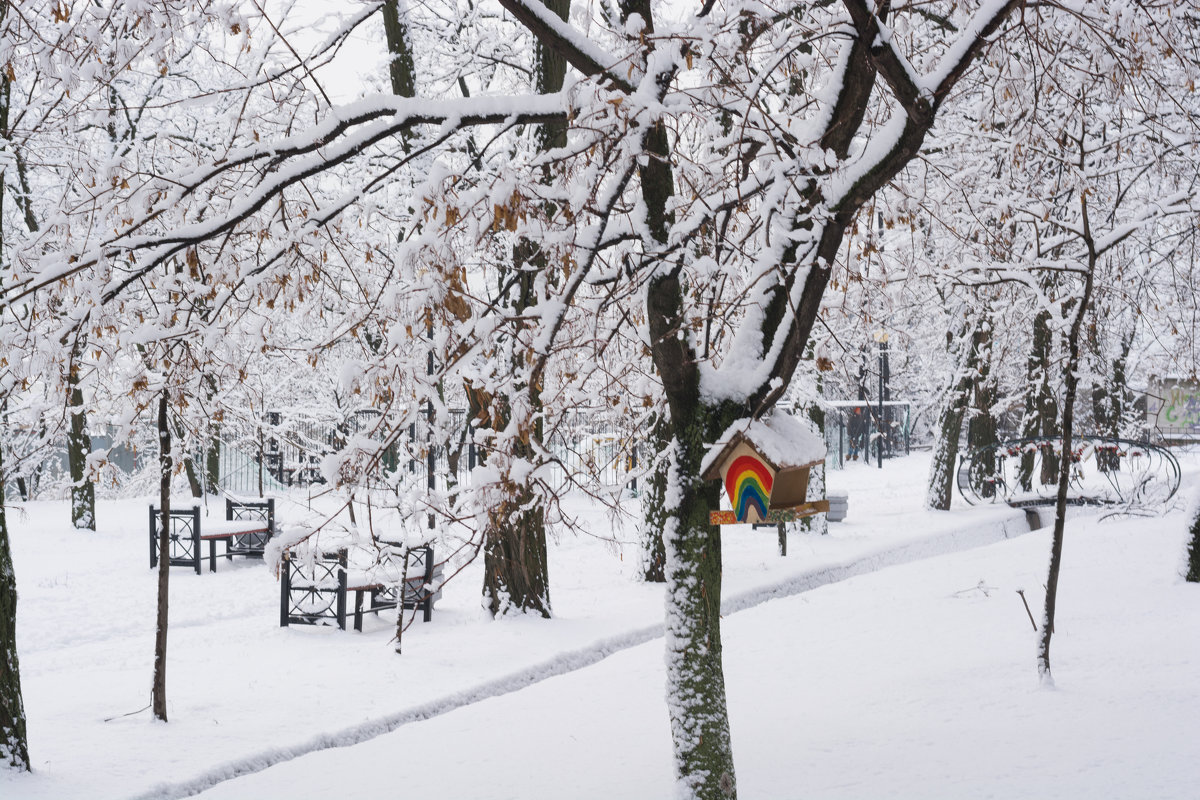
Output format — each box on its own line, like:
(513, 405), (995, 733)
(223, 498), (276, 558)
(280, 543), (442, 631)
(148, 499), (276, 575)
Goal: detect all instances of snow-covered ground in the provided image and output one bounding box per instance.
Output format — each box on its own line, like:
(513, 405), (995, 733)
(3, 451), (1198, 799)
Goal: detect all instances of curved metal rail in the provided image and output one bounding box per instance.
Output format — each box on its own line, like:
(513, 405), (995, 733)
(957, 437), (1181, 511)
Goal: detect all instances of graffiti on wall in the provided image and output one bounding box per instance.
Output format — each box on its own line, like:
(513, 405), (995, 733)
(1147, 381), (1200, 433)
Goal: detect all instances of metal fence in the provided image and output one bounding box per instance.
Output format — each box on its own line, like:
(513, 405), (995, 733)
(213, 407), (643, 497)
(216, 440), (287, 496)
(8, 403), (905, 501)
(822, 401), (912, 470)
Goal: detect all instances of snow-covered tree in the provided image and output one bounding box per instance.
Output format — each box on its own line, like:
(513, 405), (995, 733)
(23, 0), (1200, 793)
(905, 1), (1199, 679)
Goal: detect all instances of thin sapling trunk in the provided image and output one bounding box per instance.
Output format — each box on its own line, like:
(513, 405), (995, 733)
(152, 389), (171, 720)
(1037, 200), (1098, 685)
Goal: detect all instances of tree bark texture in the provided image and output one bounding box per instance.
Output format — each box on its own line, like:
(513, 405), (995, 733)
(483, 478), (552, 617)
(638, 413), (670, 582)
(382, 0), (416, 100)
(636, 50), (742, 792)
(481, 255), (553, 616)
(178, 429), (203, 499)
(67, 348), (96, 530)
(0, 446), (30, 770)
(204, 433), (220, 494)
(1019, 309), (1060, 490)
(966, 321), (998, 498)
(1089, 327), (1132, 471)
(203, 375), (221, 494)
(661, 411), (738, 800)
(152, 390), (171, 721)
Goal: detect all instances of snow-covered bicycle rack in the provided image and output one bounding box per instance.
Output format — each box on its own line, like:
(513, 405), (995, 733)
(957, 436), (1181, 513)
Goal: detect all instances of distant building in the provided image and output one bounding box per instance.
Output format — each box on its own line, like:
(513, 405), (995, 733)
(1146, 377), (1200, 442)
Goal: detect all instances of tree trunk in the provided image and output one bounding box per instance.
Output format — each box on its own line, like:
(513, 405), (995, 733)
(1186, 501), (1200, 583)
(168, 390), (201, 499)
(0, 20), (31, 768)
(662, 408), (738, 799)
(633, 4), (736, 786)
(1110, 333), (1133, 436)
(480, 0), (567, 617)
(256, 426), (264, 498)
(1019, 309), (1059, 490)
(382, 0), (416, 101)
(203, 375), (220, 494)
(483, 477), (551, 617)
(204, 432), (220, 495)
(638, 412), (670, 582)
(179, 436), (202, 500)
(67, 346), (96, 530)
(927, 324), (982, 509)
(1090, 327), (1132, 471)
(641, 112), (741, 793)
(152, 390), (171, 721)
(1180, 496), (1200, 578)
(1038, 210), (1098, 685)
(797, 395), (828, 536)
(0, 443), (30, 770)
(966, 320), (999, 498)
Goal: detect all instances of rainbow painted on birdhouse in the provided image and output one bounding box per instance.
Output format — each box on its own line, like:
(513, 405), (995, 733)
(701, 415), (829, 526)
(725, 454), (774, 523)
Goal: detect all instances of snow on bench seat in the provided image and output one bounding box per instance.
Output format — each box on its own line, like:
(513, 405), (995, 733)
(281, 544), (442, 631)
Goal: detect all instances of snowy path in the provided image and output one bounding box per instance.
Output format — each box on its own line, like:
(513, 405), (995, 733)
(124, 503), (1031, 800)
(189, 509), (1200, 800)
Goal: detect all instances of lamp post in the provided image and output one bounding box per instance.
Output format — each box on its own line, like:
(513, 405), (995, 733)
(873, 330), (889, 469)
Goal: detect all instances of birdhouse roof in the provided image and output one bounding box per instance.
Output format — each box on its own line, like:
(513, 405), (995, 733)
(700, 413), (826, 481)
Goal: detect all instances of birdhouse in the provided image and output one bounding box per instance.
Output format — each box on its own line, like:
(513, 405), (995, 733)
(700, 414), (828, 525)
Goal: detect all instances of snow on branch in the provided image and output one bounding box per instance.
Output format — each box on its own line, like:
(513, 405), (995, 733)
(841, 0), (1021, 118)
(1091, 191), (1195, 256)
(496, 0), (634, 93)
(1, 92), (571, 313)
(827, 0), (1022, 215)
(922, 0), (1024, 102)
(840, 0), (931, 121)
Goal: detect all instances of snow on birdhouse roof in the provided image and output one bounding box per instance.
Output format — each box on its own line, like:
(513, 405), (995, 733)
(700, 412), (826, 480)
